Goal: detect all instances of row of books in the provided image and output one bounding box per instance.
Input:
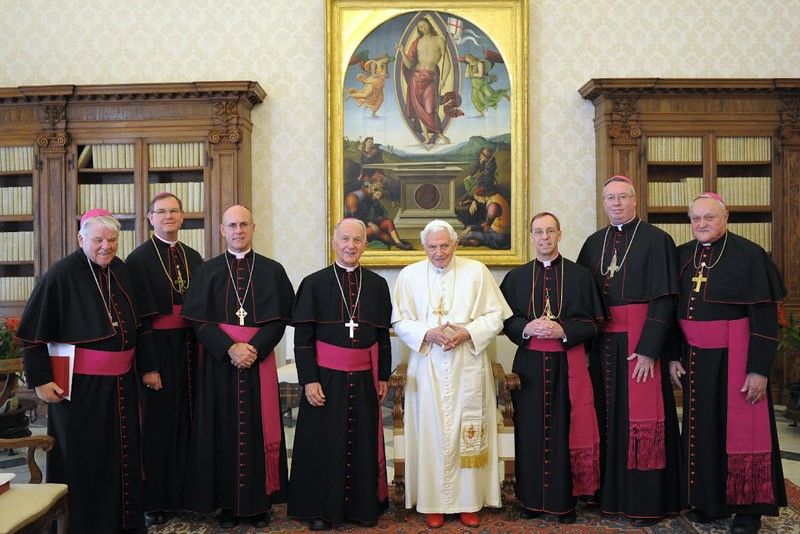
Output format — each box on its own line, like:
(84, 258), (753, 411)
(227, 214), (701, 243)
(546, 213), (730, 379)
(79, 144), (135, 170)
(654, 222), (772, 251)
(149, 142), (204, 168)
(0, 232), (33, 262)
(717, 137), (771, 163)
(647, 177), (703, 207)
(0, 146), (34, 173)
(647, 137), (702, 163)
(716, 177), (771, 206)
(148, 182), (205, 212)
(0, 276), (35, 301)
(78, 184), (136, 214)
(115, 231), (136, 261)
(0, 186), (33, 215)
(179, 229), (206, 258)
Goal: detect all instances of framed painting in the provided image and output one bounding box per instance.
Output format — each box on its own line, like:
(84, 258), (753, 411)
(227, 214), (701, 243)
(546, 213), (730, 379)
(326, 0), (529, 267)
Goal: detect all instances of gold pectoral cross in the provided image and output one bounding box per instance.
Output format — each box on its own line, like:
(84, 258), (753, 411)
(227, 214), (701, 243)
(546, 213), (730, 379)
(175, 267), (186, 291)
(235, 306), (248, 326)
(542, 295), (555, 320)
(606, 249), (619, 278)
(433, 297), (448, 325)
(691, 263), (708, 293)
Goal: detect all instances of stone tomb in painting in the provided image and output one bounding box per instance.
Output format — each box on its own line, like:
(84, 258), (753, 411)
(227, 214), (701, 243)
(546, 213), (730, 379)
(362, 161), (466, 235)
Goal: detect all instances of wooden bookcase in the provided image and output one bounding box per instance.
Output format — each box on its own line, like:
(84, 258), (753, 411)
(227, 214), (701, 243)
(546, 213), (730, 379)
(0, 81), (265, 317)
(580, 78), (800, 403)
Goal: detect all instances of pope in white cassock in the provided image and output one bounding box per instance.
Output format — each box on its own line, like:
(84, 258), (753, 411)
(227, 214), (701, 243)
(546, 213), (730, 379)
(391, 219), (512, 529)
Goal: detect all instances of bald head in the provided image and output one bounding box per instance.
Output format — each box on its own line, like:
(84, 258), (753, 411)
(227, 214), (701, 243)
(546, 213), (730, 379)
(220, 205), (256, 253)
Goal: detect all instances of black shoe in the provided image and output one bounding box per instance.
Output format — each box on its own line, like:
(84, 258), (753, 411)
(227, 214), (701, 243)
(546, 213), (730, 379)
(349, 518), (378, 527)
(144, 511), (167, 525)
(630, 517), (661, 527)
(251, 512), (269, 528)
(730, 514), (761, 534)
(685, 509), (730, 524)
(218, 510), (239, 529)
(519, 508), (541, 519)
(557, 511), (577, 524)
(308, 518), (332, 531)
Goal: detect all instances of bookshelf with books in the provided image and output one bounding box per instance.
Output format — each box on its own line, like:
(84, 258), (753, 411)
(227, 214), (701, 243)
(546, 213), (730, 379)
(0, 145), (36, 313)
(0, 81), (265, 316)
(580, 78), (800, 402)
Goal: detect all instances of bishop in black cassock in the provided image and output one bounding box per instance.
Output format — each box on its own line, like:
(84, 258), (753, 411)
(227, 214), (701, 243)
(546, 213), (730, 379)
(672, 194), (786, 533)
(287, 218), (391, 530)
(181, 205), (294, 529)
(18, 210), (154, 534)
(125, 192), (203, 523)
(576, 177), (682, 525)
(501, 212), (605, 522)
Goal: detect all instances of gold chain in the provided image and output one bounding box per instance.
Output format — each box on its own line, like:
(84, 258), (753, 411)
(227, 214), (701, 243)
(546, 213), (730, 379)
(530, 256), (564, 320)
(600, 219), (642, 277)
(151, 236), (191, 293)
(692, 231), (728, 270)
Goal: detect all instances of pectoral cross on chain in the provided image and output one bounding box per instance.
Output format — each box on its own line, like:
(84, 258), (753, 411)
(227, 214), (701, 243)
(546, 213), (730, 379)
(433, 297), (448, 325)
(606, 249), (619, 278)
(691, 264), (708, 293)
(542, 295), (555, 320)
(235, 306), (248, 326)
(345, 318), (359, 339)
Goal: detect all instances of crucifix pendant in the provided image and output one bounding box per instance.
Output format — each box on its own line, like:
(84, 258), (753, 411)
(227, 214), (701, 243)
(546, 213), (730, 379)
(345, 318), (359, 339)
(176, 267), (186, 291)
(542, 295), (555, 319)
(607, 249), (619, 278)
(236, 306), (248, 326)
(691, 263), (708, 293)
(433, 297), (448, 325)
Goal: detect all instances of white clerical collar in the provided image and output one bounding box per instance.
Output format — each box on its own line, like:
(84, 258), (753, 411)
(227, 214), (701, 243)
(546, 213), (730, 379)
(227, 248), (251, 259)
(613, 216), (636, 231)
(537, 253), (560, 267)
(430, 257), (455, 275)
(153, 233), (178, 247)
(335, 261), (359, 272)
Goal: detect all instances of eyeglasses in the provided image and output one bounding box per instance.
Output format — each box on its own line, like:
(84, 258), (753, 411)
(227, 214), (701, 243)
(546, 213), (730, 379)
(151, 208), (181, 216)
(603, 194), (634, 203)
(531, 228), (559, 237)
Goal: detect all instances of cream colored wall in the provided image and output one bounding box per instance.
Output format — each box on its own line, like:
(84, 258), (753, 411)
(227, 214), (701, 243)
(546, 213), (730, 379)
(2, 0), (799, 366)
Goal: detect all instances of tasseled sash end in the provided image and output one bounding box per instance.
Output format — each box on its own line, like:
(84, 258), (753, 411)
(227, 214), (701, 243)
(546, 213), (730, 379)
(627, 420), (665, 470)
(726, 452), (774, 505)
(570, 443), (600, 496)
(266, 442), (282, 494)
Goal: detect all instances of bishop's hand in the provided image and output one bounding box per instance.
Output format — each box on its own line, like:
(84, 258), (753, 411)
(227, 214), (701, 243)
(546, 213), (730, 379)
(228, 342), (257, 369)
(305, 382), (326, 407)
(35, 382), (64, 403)
(669, 361), (685, 389)
(628, 352), (655, 383)
(740, 372), (768, 404)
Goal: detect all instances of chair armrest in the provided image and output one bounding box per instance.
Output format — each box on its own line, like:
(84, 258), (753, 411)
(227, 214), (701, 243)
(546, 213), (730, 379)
(492, 362), (520, 427)
(388, 363), (407, 429)
(0, 435), (55, 484)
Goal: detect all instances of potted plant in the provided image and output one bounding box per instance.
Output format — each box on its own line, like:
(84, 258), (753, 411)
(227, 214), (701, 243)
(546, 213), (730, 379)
(779, 306), (800, 425)
(0, 317), (23, 374)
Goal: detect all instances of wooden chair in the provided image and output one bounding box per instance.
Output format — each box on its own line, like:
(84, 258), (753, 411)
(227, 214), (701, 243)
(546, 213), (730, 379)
(0, 435), (68, 534)
(388, 361), (520, 519)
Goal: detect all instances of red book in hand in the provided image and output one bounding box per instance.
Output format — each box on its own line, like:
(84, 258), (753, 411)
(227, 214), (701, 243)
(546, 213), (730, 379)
(50, 356), (70, 397)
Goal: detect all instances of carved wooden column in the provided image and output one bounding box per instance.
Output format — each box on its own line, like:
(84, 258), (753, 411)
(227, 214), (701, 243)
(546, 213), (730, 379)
(35, 103), (69, 273)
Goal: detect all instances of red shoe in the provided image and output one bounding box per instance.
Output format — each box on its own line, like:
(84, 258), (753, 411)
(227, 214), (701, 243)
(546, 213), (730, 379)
(460, 512), (480, 527)
(424, 513), (444, 528)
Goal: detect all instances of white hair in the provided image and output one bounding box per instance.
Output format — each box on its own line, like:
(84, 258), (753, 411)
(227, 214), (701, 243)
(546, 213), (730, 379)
(79, 215), (120, 238)
(334, 217), (367, 237)
(420, 219), (458, 246)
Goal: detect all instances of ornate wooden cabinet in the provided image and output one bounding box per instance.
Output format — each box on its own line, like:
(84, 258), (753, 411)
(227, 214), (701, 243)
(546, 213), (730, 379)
(580, 78), (800, 401)
(0, 81), (265, 317)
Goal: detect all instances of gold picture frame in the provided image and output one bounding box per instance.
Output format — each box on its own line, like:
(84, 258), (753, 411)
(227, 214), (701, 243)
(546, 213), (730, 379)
(327, 0), (529, 267)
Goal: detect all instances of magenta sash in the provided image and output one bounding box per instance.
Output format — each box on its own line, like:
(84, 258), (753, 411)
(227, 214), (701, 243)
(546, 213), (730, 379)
(679, 318), (774, 505)
(152, 304), (187, 330)
(527, 338), (600, 495)
(218, 323), (282, 495)
(74, 347), (134, 376)
(605, 304), (666, 470)
(315, 340), (388, 502)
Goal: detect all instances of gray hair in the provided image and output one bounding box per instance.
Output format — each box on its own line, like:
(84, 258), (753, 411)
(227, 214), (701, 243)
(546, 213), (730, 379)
(80, 215), (120, 238)
(420, 219), (458, 246)
(334, 217), (367, 237)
